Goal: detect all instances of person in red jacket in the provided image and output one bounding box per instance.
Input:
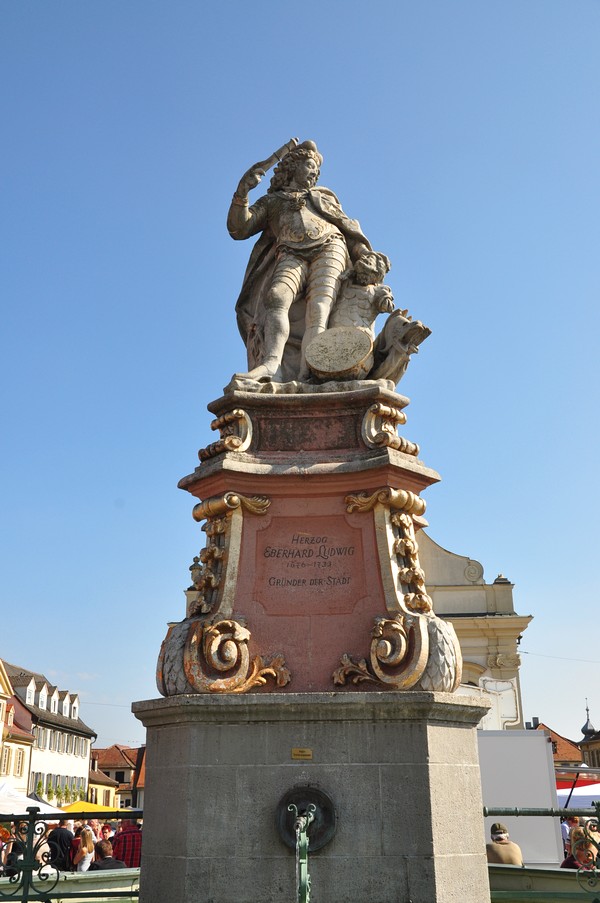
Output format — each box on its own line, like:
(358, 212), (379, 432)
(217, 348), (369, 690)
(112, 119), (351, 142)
(111, 820), (142, 868)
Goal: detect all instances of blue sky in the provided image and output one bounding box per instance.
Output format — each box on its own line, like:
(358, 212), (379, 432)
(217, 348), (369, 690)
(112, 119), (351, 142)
(2, 1), (599, 747)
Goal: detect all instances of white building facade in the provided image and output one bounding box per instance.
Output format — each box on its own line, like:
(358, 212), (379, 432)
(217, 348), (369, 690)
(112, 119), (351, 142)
(418, 532), (532, 729)
(2, 661), (96, 802)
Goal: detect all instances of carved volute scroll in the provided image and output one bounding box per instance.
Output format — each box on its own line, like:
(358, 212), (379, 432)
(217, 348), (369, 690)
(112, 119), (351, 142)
(185, 492), (270, 620)
(361, 403), (419, 456)
(333, 613), (428, 690)
(198, 408), (253, 461)
(183, 618), (291, 693)
(345, 487), (430, 616)
(334, 486), (462, 692)
(158, 616), (291, 695)
(157, 490), (293, 696)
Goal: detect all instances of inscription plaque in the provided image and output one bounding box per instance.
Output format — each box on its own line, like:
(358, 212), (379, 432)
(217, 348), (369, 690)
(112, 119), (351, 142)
(254, 516), (367, 615)
(291, 748), (313, 760)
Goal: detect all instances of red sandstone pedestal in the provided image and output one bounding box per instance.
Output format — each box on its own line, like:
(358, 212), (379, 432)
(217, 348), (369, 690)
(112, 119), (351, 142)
(157, 384), (462, 697)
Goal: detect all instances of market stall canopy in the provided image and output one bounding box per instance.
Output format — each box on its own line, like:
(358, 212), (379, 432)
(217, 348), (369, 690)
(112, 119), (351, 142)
(0, 782), (64, 817)
(62, 800), (135, 813)
(557, 783), (600, 809)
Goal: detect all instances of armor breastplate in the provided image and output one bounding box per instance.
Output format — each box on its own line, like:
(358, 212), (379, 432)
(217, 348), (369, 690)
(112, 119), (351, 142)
(272, 194), (339, 249)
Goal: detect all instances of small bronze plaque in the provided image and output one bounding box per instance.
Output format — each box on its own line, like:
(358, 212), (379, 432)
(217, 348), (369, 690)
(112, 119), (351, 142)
(291, 747), (313, 760)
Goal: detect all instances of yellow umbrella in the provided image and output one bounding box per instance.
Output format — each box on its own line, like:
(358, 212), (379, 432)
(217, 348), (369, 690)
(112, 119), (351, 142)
(62, 800), (130, 813)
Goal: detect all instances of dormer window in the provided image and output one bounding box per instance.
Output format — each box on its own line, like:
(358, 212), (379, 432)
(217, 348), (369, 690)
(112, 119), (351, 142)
(39, 691), (47, 710)
(26, 681), (35, 705)
(62, 695), (70, 717)
(7, 707), (14, 727)
(71, 698), (79, 720)
(51, 695), (58, 714)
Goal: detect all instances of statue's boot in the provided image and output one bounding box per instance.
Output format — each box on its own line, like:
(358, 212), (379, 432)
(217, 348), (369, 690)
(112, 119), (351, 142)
(297, 324), (325, 382)
(238, 358), (281, 381)
(236, 311), (290, 381)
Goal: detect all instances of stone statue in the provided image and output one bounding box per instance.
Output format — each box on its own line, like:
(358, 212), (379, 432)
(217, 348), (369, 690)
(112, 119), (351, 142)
(228, 138), (429, 388)
(306, 252), (431, 384)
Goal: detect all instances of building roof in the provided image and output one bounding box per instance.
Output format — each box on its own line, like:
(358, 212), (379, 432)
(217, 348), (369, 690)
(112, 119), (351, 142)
(9, 695), (34, 732)
(534, 722), (583, 765)
(133, 747), (146, 790)
(4, 722), (35, 743)
(2, 660), (96, 738)
(94, 744), (140, 770)
(3, 696), (35, 744)
(88, 768), (118, 787)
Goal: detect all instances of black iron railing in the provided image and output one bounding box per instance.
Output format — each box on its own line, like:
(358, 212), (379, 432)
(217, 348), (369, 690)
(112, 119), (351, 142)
(485, 805), (600, 897)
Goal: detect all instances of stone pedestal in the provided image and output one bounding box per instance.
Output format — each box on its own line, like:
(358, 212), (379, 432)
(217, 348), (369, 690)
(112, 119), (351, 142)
(157, 385), (463, 699)
(137, 381), (491, 902)
(133, 691), (490, 903)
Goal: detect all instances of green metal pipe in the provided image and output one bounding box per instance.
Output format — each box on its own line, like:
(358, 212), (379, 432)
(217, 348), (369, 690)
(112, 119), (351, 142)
(484, 807), (600, 818)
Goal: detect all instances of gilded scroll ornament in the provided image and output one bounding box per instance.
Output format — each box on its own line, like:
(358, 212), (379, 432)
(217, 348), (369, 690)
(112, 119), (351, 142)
(391, 512), (433, 614)
(333, 612), (462, 692)
(361, 402), (419, 456)
(198, 408), (253, 461)
(332, 614), (428, 689)
(158, 617), (291, 695)
(336, 485), (463, 692)
(346, 487), (426, 517)
(183, 619), (291, 693)
(186, 492), (270, 618)
(192, 491), (270, 522)
(345, 487), (431, 614)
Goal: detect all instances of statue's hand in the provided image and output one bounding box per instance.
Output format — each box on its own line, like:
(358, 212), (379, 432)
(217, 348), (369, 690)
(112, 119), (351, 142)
(237, 166), (266, 197)
(375, 286), (395, 314)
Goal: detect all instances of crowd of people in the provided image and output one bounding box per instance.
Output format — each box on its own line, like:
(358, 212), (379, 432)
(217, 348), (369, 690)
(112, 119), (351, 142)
(0, 817), (142, 876)
(485, 816), (600, 869)
(559, 815), (599, 869)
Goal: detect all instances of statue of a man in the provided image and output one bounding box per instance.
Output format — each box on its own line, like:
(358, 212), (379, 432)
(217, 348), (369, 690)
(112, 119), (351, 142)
(228, 139), (380, 382)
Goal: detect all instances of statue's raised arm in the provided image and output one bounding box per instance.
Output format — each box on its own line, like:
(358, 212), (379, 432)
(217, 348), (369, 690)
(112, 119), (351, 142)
(227, 137), (299, 239)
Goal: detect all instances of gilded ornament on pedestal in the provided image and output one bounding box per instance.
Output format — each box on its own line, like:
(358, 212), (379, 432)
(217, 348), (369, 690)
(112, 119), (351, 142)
(346, 486), (426, 517)
(183, 618), (291, 693)
(332, 614), (428, 689)
(186, 491), (270, 619)
(198, 408), (253, 461)
(361, 402), (419, 456)
(335, 484), (462, 692)
(157, 490), (289, 696)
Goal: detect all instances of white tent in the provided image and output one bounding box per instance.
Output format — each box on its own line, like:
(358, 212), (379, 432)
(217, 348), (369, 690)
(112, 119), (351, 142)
(557, 782), (600, 809)
(0, 782), (63, 817)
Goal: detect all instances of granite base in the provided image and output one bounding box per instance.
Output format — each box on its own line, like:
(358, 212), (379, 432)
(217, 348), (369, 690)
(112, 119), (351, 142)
(133, 691), (490, 903)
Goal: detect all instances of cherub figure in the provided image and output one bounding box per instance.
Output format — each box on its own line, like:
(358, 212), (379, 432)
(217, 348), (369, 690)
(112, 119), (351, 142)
(323, 250), (431, 385)
(328, 251), (394, 337)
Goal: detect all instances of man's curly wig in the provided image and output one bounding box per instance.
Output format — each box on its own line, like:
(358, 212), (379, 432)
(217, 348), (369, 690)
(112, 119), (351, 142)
(269, 147), (322, 191)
